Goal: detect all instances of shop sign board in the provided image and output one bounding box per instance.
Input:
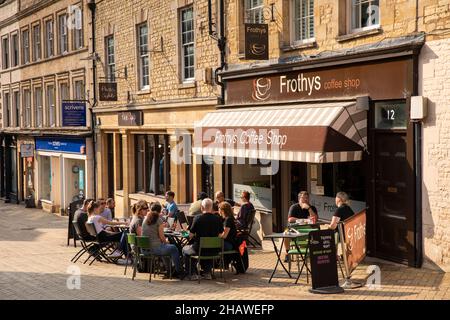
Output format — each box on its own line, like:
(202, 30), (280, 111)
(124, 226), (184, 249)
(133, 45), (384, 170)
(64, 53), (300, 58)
(245, 23), (269, 60)
(233, 183), (271, 212)
(20, 144), (34, 157)
(35, 137), (86, 154)
(99, 82), (118, 101)
(309, 194), (366, 222)
(118, 111), (143, 126)
(226, 59), (413, 104)
(308, 229), (343, 293)
(62, 101), (87, 127)
(340, 210), (367, 274)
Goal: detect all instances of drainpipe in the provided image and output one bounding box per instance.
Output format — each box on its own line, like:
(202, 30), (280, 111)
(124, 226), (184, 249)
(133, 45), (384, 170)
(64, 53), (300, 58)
(88, 0), (97, 200)
(209, 0), (226, 105)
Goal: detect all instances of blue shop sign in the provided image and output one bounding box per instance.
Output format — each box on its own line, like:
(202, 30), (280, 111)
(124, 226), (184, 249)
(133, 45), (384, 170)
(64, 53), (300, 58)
(62, 101), (86, 127)
(35, 137), (86, 154)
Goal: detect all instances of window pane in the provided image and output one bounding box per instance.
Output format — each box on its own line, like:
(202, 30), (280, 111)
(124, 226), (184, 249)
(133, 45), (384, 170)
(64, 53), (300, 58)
(375, 101), (407, 130)
(136, 136), (145, 192)
(147, 135), (155, 193)
(181, 7), (194, 81)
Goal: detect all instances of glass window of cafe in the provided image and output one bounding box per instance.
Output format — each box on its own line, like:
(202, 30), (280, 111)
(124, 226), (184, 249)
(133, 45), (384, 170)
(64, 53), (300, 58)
(230, 159), (272, 211)
(40, 156), (52, 201)
(135, 134), (170, 195)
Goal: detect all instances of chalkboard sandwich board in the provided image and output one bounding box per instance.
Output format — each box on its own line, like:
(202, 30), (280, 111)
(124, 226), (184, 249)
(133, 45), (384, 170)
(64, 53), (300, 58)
(308, 229), (344, 294)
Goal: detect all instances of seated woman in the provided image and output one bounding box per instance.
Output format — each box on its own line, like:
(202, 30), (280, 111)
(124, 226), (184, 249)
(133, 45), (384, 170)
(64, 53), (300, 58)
(329, 191), (355, 230)
(218, 202), (238, 251)
(87, 200), (129, 258)
(129, 200), (149, 236)
(142, 202), (185, 279)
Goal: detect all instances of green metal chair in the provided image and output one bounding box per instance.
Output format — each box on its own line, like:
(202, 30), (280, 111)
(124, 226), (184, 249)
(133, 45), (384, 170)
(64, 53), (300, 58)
(135, 236), (172, 282)
(287, 225), (319, 283)
(220, 247), (244, 279)
(124, 233), (136, 278)
(188, 237), (224, 283)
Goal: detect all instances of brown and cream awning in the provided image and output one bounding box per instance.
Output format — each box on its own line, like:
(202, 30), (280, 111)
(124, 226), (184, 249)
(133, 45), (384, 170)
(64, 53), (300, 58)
(193, 101), (367, 163)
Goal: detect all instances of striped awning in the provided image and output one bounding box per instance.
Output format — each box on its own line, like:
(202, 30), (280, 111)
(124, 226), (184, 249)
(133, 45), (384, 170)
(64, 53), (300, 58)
(193, 102), (367, 163)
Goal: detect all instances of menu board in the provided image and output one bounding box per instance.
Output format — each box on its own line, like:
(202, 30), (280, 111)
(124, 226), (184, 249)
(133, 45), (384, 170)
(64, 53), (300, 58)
(308, 229), (340, 291)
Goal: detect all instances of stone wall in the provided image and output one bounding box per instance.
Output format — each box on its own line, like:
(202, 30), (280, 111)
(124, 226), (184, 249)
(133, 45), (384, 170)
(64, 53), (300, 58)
(420, 36), (450, 272)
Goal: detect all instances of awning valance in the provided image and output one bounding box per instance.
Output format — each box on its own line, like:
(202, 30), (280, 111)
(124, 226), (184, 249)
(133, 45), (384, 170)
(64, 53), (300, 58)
(193, 102), (367, 163)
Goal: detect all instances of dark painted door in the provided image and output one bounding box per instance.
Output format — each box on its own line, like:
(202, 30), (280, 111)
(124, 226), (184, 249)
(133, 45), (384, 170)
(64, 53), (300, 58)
(373, 132), (415, 264)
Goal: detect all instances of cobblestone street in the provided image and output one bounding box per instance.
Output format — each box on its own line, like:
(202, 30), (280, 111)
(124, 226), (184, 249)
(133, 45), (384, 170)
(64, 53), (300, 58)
(0, 203), (448, 300)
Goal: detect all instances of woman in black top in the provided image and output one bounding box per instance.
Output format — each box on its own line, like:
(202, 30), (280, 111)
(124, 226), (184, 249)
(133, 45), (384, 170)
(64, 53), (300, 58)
(329, 191), (355, 230)
(218, 201), (238, 250)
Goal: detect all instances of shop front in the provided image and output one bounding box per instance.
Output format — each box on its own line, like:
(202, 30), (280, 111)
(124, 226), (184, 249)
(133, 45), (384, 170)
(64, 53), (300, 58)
(194, 47), (423, 267)
(1, 134), (19, 203)
(34, 136), (93, 214)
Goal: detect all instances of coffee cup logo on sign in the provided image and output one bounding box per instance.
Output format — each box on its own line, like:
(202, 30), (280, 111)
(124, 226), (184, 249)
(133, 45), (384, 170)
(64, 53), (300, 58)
(252, 78), (271, 101)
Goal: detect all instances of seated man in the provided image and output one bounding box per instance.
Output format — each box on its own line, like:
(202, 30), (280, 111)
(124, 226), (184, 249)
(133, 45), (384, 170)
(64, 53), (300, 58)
(189, 192), (208, 216)
(164, 191), (178, 219)
(329, 191), (355, 230)
(74, 198), (95, 242)
(283, 191), (318, 262)
(236, 191), (254, 229)
(182, 198), (224, 280)
(213, 191), (240, 213)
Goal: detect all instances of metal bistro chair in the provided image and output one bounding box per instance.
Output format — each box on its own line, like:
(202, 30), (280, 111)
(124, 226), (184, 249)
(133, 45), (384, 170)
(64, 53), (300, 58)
(70, 220), (96, 264)
(135, 236), (173, 282)
(85, 222), (119, 265)
(188, 237), (224, 284)
(287, 225), (319, 284)
(124, 233), (137, 278)
(220, 245), (245, 279)
(237, 209), (261, 248)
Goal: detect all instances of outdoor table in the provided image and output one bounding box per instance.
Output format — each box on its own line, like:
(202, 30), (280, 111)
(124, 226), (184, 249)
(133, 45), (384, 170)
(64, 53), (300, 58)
(263, 232), (308, 283)
(164, 230), (189, 252)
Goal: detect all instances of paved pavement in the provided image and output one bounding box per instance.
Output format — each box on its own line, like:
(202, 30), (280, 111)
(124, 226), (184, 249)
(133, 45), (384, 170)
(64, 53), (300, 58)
(0, 202), (449, 300)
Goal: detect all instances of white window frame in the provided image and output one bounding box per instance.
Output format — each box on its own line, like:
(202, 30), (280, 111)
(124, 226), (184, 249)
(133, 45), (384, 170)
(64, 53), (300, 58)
(137, 23), (149, 90)
(105, 35), (115, 82)
(33, 24), (41, 61)
(290, 0), (315, 45)
(348, 0), (380, 33)
(74, 80), (84, 100)
(13, 91), (20, 127)
(35, 87), (43, 128)
(58, 13), (68, 54)
(45, 19), (54, 58)
(180, 6), (195, 83)
(3, 92), (11, 128)
(11, 33), (19, 67)
(22, 28), (30, 64)
(244, 0), (265, 24)
(46, 85), (56, 127)
(23, 89), (32, 128)
(2, 36), (9, 69)
(71, 5), (83, 50)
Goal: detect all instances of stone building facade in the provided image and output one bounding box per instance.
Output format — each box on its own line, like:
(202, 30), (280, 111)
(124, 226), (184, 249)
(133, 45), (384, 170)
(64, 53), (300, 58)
(0, 0), (94, 213)
(93, 0), (221, 216)
(190, 0), (450, 271)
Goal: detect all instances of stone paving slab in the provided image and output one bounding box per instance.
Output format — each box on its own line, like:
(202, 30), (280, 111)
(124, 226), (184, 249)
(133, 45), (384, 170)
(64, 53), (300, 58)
(0, 203), (449, 300)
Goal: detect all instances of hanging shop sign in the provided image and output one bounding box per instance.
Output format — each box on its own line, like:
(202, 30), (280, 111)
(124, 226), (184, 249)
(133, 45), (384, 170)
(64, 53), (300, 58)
(35, 137), (86, 154)
(99, 82), (118, 101)
(62, 101), (87, 127)
(226, 58), (413, 104)
(118, 111), (143, 126)
(245, 23), (269, 60)
(20, 144), (34, 158)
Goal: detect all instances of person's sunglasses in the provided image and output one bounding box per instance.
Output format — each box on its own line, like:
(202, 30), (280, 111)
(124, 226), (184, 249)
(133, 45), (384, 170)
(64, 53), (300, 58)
(142, 207), (149, 210)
